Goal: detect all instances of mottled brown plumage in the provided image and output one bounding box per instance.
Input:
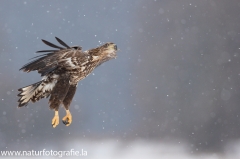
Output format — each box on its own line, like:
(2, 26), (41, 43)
(18, 37), (117, 127)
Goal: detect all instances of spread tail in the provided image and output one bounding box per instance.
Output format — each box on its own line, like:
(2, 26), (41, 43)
(18, 80), (54, 107)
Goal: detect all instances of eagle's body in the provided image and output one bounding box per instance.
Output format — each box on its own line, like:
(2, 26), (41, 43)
(18, 37), (117, 127)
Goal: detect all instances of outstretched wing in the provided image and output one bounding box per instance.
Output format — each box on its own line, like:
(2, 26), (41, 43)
(19, 37), (84, 76)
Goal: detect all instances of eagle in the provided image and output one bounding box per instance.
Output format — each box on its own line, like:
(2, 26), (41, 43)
(18, 37), (117, 128)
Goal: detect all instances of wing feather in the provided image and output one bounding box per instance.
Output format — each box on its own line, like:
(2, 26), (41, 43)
(19, 38), (85, 76)
(55, 37), (70, 48)
(29, 53), (54, 60)
(42, 39), (64, 49)
(39, 66), (58, 76)
(36, 50), (58, 53)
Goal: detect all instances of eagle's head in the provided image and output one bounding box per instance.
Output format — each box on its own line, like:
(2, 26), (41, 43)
(100, 42), (118, 59)
(88, 42), (118, 66)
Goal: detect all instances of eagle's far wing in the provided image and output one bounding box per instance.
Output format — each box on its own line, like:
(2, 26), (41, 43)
(19, 37), (83, 76)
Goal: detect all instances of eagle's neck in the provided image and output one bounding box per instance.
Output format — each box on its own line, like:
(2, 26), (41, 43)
(95, 56), (112, 67)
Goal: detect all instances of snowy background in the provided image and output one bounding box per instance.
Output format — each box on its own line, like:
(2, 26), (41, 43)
(1, 0), (240, 158)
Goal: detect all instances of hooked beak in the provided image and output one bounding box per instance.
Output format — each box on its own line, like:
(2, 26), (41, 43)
(114, 44), (117, 51)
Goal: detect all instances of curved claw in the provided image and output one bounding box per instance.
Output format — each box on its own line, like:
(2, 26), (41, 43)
(52, 115), (59, 128)
(62, 110), (72, 126)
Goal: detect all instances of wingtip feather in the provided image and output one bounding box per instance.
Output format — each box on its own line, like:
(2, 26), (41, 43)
(41, 39), (64, 49)
(55, 37), (70, 48)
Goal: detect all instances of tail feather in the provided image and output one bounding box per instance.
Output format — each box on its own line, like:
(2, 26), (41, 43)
(18, 81), (42, 107)
(18, 79), (57, 107)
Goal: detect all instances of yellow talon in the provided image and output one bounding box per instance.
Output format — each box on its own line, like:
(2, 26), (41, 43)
(52, 111), (59, 128)
(62, 110), (72, 126)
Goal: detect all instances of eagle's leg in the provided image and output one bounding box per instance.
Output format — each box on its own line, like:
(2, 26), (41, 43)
(49, 75), (70, 128)
(49, 99), (62, 128)
(62, 84), (77, 126)
(52, 110), (59, 128)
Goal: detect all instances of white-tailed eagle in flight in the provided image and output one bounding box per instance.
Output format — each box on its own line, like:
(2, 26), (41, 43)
(18, 37), (118, 128)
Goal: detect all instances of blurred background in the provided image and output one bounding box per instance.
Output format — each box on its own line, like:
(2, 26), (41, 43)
(1, 0), (240, 158)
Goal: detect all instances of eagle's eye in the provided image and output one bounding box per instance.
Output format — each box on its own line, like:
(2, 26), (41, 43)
(104, 43), (109, 48)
